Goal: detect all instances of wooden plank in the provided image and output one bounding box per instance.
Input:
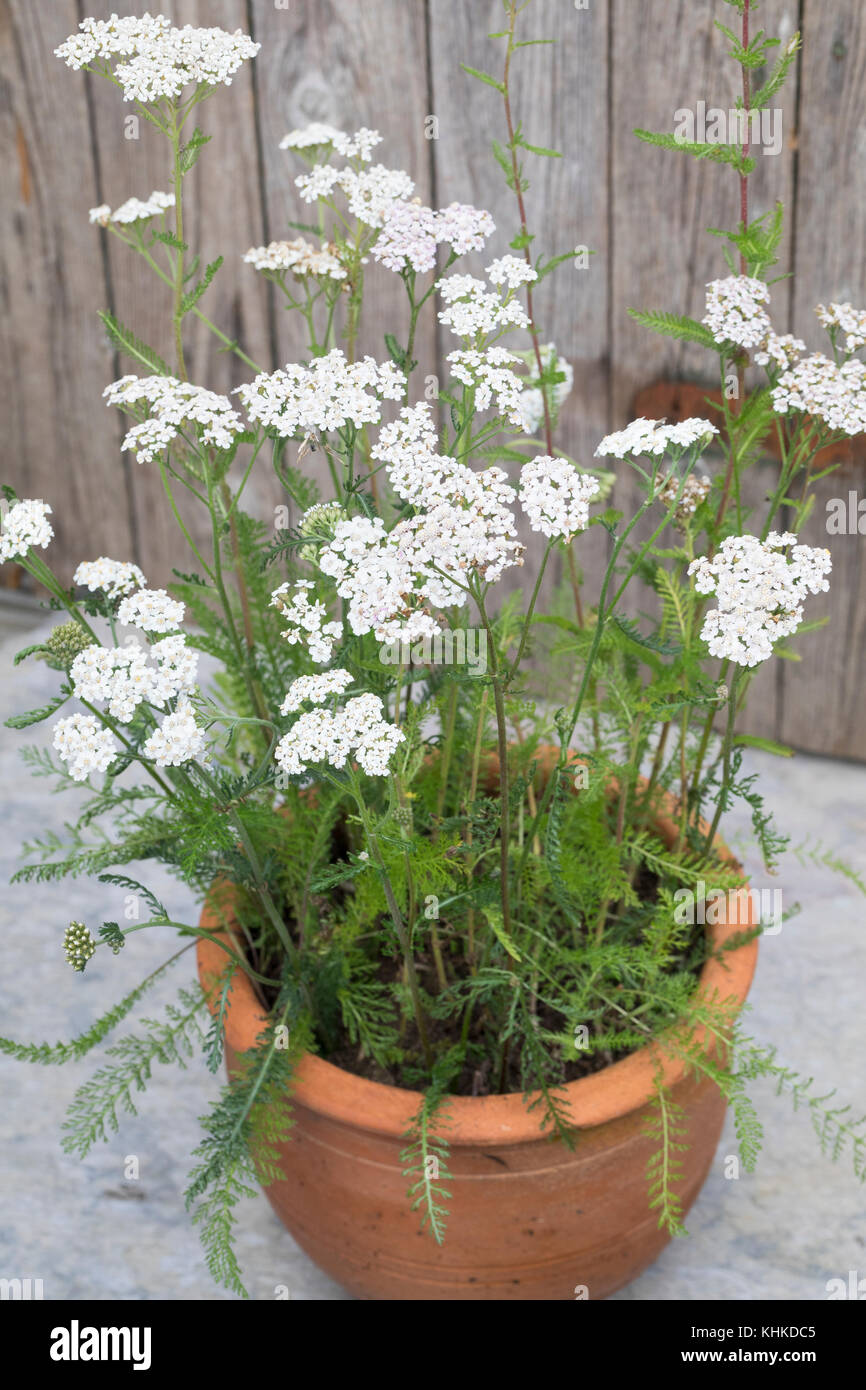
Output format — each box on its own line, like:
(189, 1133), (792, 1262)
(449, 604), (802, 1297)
(427, 0), (611, 605)
(778, 0), (866, 757)
(609, 0), (800, 742)
(0, 0), (135, 584)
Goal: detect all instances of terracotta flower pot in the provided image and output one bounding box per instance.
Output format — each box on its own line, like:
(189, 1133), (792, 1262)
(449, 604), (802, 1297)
(197, 772), (758, 1301)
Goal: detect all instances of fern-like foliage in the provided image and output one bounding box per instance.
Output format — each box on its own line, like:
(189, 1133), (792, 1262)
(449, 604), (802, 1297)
(184, 986), (312, 1296)
(645, 1071), (689, 1236)
(400, 1048), (459, 1244)
(61, 987), (210, 1157)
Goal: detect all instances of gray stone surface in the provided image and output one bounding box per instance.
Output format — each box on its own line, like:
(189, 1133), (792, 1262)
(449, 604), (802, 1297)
(1, 608), (863, 1301)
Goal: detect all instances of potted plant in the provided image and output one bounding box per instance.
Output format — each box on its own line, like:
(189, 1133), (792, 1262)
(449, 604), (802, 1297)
(2, 2), (863, 1300)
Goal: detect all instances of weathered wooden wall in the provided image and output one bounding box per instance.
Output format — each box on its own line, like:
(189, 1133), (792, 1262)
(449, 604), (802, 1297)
(2, 0), (865, 757)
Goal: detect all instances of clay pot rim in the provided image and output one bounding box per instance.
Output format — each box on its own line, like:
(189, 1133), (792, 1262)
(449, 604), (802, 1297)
(197, 756), (759, 1147)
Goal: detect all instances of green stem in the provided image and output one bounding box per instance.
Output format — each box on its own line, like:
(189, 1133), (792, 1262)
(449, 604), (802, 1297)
(170, 106), (188, 382)
(704, 669), (741, 855)
(475, 590), (514, 953)
(349, 772), (433, 1069)
(505, 540), (553, 686)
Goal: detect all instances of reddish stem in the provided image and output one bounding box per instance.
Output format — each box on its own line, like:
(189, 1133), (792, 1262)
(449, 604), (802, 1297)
(503, 3), (554, 457)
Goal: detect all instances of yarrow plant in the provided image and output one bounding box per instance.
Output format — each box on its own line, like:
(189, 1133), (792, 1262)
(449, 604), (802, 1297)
(2, 2), (864, 1297)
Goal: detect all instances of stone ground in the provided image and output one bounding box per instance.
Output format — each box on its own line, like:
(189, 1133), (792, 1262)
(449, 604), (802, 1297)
(1, 598), (864, 1302)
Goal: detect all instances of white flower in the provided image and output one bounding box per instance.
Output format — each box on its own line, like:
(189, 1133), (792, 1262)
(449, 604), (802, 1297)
(0, 499), (53, 562)
(446, 347), (526, 428)
(771, 353), (866, 435)
(281, 126), (384, 163)
(55, 15), (259, 103)
(117, 588), (185, 634)
(104, 375), (244, 462)
(279, 124), (345, 151)
(486, 255), (537, 289)
(71, 644), (154, 722)
(243, 237), (346, 280)
(236, 350), (404, 437)
(436, 203), (496, 255)
(74, 557), (146, 599)
(703, 276), (773, 350)
(518, 456), (599, 540)
(371, 402), (443, 502)
(295, 164), (343, 202)
(333, 128), (383, 161)
(296, 162), (414, 227)
(275, 691), (404, 778)
(339, 165), (415, 227)
(53, 713), (118, 781)
(143, 700), (205, 766)
(688, 532), (832, 667)
(372, 199), (496, 274)
(322, 472), (523, 637)
(753, 332), (805, 369)
(437, 270), (530, 339)
(280, 669), (354, 715)
(373, 200), (442, 273)
(91, 191), (175, 227)
(595, 416), (718, 459)
(149, 634), (199, 703)
(816, 301), (866, 353)
(70, 632), (197, 723)
(271, 580), (343, 664)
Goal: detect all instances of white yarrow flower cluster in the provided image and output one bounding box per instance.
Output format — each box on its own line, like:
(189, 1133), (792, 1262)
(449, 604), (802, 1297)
(275, 692), (404, 778)
(281, 125), (383, 160)
(242, 237), (346, 280)
(595, 416), (718, 459)
(0, 499), (53, 562)
(89, 191), (174, 227)
(318, 438), (524, 640)
(74, 556), (146, 599)
(117, 588), (185, 634)
(70, 633), (198, 723)
(688, 531), (832, 667)
(104, 375), (244, 462)
(372, 404), (460, 506)
(753, 332), (806, 369)
(372, 200), (495, 274)
(486, 255), (537, 289)
(437, 203), (497, 254)
(55, 15), (259, 102)
(295, 162), (414, 228)
(703, 276), (773, 349)
(271, 581), (343, 664)
(318, 516), (435, 643)
(771, 354), (866, 435)
(447, 348), (527, 428)
(518, 456), (600, 541)
(280, 669), (354, 714)
(437, 272), (530, 340)
(816, 302), (866, 353)
(53, 713), (119, 782)
(143, 699), (205, 766)
(236, 350), (404, 436)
